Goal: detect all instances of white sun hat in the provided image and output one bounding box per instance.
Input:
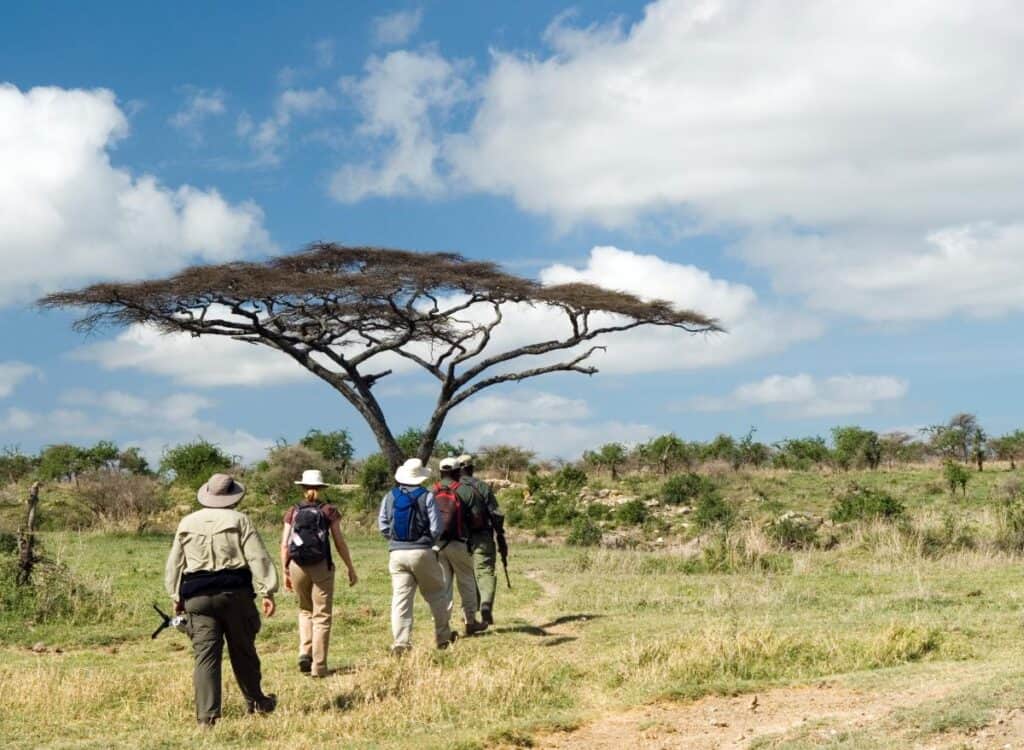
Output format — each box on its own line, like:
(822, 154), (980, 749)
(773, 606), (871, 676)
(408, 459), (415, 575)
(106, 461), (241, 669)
(456, 454), (474, 467)
(394, 458), (431, 485)
(295, 469), (329, 487)
(439, 457), (459, 471)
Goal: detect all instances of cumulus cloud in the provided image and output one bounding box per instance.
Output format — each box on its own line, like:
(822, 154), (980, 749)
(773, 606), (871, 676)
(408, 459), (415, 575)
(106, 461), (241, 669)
(0, 84), (271, 306)
(330, 49), (468, 201)
(687, 374), (909, 418)
(0, 362), (39, 398)
(454, 418), (656, 461)
(241, 87), (335, 165)
(169, 87), (226, 143)
(371, 9), (424, 47)
(448, 390), (591, 426)
(6, 388), (273, 463)
(332, 0), (1024, 320)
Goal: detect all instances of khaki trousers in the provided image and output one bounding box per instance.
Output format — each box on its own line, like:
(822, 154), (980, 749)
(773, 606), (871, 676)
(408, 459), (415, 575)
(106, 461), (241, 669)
(289, 560), (334, 677)
(438, 541), (479, 623)
(388, 548), (452, 648)
(470, 532), (498, 612)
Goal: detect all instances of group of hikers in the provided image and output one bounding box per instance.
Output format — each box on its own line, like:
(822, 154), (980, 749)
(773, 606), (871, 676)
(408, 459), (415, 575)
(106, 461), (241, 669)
(163, 453), (507, 727)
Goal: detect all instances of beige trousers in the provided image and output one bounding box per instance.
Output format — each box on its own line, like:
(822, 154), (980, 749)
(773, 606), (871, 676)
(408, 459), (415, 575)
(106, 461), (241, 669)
(289, 560), (334, 676)
(438, 541), (479, 623)
(388, 548), (452, 648)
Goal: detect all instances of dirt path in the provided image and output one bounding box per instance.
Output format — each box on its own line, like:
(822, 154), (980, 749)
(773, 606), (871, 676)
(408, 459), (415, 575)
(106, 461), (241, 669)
(533, 677), (971, 749)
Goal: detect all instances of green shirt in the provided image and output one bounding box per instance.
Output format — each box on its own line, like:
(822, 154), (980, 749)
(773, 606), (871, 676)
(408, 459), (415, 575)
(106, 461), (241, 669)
(164, 507), (279, 602)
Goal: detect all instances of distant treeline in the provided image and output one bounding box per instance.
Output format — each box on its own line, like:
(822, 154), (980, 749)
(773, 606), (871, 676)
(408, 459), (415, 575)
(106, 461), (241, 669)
(3, 413), (1023, 491)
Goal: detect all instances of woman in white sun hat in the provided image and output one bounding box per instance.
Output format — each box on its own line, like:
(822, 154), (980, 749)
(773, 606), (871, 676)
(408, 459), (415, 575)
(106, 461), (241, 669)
(280, 469), (358, 677)
(378, 458), (454, 653)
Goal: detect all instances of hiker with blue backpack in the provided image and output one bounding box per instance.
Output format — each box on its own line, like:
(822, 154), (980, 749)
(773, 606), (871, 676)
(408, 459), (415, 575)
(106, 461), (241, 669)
(280, 469), (358, 678)
(378, 458), (455, 653)
(434, 457), (489, 636)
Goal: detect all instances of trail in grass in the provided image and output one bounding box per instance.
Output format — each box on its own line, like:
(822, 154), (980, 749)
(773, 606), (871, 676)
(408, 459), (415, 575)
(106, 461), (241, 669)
(530, 663), (1007, 750)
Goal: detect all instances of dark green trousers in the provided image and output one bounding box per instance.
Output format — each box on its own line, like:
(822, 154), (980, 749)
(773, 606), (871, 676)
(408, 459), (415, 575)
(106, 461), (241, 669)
(184, 590), (265, 722)
(470, 533), (497, 611)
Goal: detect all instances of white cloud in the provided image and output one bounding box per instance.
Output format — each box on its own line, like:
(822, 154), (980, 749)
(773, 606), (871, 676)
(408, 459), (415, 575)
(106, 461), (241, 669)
(0, 84), (272, 306)
(169, 87), (226, 142)
(330, 49), (468, 201)
(242, 86), (335, 165)
(371, 9), (424, 47)
(448, 390), (591, 426)
(688, 374), (909, 418)
(8, 388), (273, 464)
(454, 419), (656, 460)
(73, 324), (312, 387)
(314, 38), (335, 68)
(743, 222), (1024, 321)
(0, 362), (38, 398)
(333, 0), (1024, 320)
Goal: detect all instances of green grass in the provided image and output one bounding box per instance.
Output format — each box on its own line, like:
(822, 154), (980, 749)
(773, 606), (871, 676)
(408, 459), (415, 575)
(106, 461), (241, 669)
(3, 464), (1024, 748)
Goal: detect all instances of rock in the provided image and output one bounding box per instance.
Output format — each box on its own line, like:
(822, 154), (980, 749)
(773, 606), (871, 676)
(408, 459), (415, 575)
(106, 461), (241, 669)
(31, 642), (47, 653)
(597, 489), (612, 499)
(679, 506), (693, 514)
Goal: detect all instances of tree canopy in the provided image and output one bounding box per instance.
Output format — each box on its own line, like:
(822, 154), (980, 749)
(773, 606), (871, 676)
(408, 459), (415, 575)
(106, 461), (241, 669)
(41, 243), (719, 468)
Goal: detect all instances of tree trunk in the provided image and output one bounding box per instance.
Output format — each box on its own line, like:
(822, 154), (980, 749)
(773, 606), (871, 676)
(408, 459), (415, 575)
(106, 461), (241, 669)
(17, 482), (40, 586)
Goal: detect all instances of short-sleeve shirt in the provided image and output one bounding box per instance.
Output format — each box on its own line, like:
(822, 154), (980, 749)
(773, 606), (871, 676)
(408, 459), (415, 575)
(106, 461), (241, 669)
(283, 502), (341, 526)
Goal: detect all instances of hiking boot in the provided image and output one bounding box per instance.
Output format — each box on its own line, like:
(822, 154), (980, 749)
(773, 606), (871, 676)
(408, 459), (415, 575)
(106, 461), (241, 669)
(437, 632), (458, 650)
(197, 718), (217, 729)
(481, 608), (493, 626)
(247, 694), (277, 715)
(464, 621), (489, 636)
(390, 644), (411, 658)
(298, 655), (312, 674)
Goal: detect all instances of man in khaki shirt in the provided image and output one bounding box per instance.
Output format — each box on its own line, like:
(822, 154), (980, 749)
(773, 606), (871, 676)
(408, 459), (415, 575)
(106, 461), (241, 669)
(164, 473), (279, 727)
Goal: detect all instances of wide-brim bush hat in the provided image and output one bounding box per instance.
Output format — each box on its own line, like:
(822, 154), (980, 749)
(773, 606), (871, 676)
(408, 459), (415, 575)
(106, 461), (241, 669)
(295, 469), (329, 487)
(395, 458), (431, 485)
(439, 457), (459, 471)
(198, 473), (246, 508)
(457, 453), (474, 468)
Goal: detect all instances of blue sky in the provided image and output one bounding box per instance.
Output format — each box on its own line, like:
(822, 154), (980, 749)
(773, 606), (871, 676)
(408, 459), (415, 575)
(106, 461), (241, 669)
(2, 1), (1023, 462)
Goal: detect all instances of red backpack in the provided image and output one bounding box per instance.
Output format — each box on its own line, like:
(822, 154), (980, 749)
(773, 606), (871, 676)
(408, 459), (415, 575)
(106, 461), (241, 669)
(433, 481), (465, 541)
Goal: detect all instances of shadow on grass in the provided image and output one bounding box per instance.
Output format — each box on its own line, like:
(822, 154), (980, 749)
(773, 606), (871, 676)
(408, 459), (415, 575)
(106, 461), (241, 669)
(495, 613), (603, 638)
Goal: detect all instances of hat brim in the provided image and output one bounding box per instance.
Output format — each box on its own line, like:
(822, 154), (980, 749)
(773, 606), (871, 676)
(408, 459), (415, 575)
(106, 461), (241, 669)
(197, 480), (246, 508)
(394, 468), (431, 485)
(294, 481), (329, 488)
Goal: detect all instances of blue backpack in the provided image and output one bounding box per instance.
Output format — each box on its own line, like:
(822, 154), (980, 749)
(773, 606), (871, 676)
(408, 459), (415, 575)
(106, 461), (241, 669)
(390, 487), (427, 542)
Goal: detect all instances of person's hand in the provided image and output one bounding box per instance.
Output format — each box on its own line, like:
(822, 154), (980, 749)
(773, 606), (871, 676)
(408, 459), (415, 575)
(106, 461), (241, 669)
(262, 597), (276, 617)
(347, 568), (358, 587)
(284, 574), (293, 593)
(174, 599), (184, 615)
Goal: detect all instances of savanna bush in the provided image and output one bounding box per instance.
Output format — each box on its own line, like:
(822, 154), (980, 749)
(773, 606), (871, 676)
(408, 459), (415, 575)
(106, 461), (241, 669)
(996, 498), (1024, 552)
(358, 454), (392, 509)
(615, 499), (648, 526)
(694, 490), (735, 530)
(553, 465), (588, 493)
(765, 515), (819, 550)
(830, 484), (904, 523)
(566, 516), (602, 547)
(662, 473), (714, 506)
(0, 546), (115, 625)
(75, 470), (167, 532)
(250, 443), (338, 504)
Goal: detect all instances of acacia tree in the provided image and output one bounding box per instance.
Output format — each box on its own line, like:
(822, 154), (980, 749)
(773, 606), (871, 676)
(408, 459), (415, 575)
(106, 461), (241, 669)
(41, 244), (719, 470)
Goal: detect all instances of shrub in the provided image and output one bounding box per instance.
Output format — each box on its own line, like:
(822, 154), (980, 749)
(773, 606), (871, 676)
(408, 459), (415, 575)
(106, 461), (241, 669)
(944, 460), (971, 497)
(918, 512), (976, 557)
(358, 453), (392, 509)
(567, 517), (603, 547)
(662, 473), (714, 506)
(75, 470), (168, 532)
(765, 513), (819, 549)
(615, 499), (648, 526)
(160, 440), (233, 490)
(251, 443), (337, 504)
(996, 499), (1024, 552)
(0, 545), (115, 625)
(554, 465), (588, 493)
(830, 484), (904, 523)
(536, 491), (578, 526)
(585, 502), (612, 521)
(694, 490), (735, 530)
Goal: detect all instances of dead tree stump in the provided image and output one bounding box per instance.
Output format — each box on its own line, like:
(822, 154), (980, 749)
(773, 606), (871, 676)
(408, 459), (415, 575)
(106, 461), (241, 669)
(17, 482), (40, 585)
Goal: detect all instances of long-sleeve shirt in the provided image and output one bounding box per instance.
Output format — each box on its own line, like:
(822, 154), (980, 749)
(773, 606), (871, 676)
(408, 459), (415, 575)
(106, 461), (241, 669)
(165, 507), (279, 602)
(462, 474), (504, 534)
(378, 485), (440, 551)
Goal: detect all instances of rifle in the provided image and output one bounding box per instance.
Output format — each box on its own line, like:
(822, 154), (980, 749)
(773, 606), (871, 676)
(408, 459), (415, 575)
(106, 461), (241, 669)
(151, 603), (188, 639)
(497, 531), (511, 589)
